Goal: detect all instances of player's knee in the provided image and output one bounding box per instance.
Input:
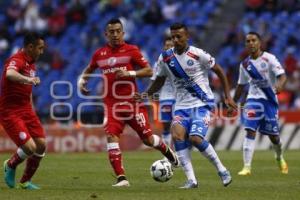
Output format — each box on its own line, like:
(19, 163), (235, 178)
(269, 135), (280, 144)
(189, 135), (203, 146)
(246, 130), (256, 139)
(36, 141), (46, 154)
(22, 143), (37, 155)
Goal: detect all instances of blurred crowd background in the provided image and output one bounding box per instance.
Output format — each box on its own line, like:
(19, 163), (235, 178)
(0, 0), (299, 123)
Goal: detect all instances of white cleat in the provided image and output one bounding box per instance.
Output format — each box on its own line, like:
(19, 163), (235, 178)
(218, 170), (232, 187)
(112, 180), (130, 187)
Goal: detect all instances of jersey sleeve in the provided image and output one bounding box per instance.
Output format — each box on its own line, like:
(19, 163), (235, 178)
(269, 54), (285, 76)
(6, 58), (24, 72)
(131, 47), (149, 68)
(237, 63), (249, 85)
(198, 49), (215, 69)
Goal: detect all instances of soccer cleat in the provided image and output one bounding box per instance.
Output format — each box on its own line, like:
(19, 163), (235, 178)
(277, 158), (288, 174)
(112, 176), (130, 187)
(218, 170), (232, 187)
(17, 181), (40, 190)
(112, 180), (130, 187)
(165, 148), (180, 168)
(238, 166), (251, 176)
(179, 179), (198, 189)
(3, 159), (16, 188)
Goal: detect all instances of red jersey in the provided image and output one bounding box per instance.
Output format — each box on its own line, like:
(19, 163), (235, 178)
(0, 50), (36, 110)
(89, 43), (149, 105)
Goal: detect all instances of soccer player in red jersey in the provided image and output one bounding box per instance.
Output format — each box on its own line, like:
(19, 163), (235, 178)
(0, 32), (45, 189)
(78, 18), (178, 187)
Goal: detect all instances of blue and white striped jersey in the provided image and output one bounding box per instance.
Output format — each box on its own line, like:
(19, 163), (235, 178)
(238, 52), (285, 102)
(156, 46), (215, 110)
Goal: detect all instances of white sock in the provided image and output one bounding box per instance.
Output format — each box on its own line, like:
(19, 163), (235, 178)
(177, 148), (197, 183)
(273, 142), (283, 160)
(243, 137), (256, 167)
(201, 144), (227, 173)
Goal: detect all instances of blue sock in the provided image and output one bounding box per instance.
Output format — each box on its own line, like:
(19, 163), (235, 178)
(195, 140), (209, 152)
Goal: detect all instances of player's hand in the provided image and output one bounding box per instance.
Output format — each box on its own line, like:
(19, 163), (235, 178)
(27, 77), (40, 85)
(115, 69), (130, 79)
(225, 97), (237, 110)
(78, 78), (89, 95)
(134, 92), (148, 102)
(134, 92), (142, 102)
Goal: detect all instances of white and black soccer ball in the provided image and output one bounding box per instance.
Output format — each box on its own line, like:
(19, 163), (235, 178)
(150, 160), (173, 182)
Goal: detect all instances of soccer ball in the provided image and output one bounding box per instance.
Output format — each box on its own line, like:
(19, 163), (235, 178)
(150, 160), (173, 182)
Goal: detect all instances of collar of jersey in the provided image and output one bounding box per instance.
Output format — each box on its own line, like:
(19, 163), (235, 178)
(173, 46), (190, 55)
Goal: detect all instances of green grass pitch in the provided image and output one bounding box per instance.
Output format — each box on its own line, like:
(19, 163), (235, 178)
(0, 151), (299, 200)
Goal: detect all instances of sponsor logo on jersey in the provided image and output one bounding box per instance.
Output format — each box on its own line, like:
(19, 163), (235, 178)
(102, 66), (127, 74)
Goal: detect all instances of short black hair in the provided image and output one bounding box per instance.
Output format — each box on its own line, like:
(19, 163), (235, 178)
(247, 31), (261, 40)
(106, 18), (123, 28)
(170, 23), (188, 31)
(23, 32), (43, 46)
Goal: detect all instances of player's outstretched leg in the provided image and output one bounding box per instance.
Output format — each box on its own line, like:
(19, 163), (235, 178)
(3, 148), (29, 188)
(194, 138), (232, 187)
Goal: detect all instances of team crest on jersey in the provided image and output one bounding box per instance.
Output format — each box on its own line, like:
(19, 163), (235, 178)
(261, 62), (267, 68)
(30, 70), (36, 77)
(107, 57), (117, 66)
(187, 59), (194, 66)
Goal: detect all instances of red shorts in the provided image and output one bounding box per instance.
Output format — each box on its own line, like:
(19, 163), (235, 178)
(0, 109), (45, 147)
(104, 103), (152, 140)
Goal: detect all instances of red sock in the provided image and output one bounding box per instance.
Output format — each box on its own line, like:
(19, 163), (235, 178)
(108, 148), (125, 177)
(20, 155), (42, 183)
(8, 152), (25, 169)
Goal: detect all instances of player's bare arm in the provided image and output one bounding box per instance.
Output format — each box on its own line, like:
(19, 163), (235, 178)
(227, 84), (246, 116)
(6, 68), (40, 85)
(78, 64), (96, 95)
(211, 63), (237, 110)
(274, 74), (287, 94)
(115, 64), (153, 79)
(134, 76), (166, 102)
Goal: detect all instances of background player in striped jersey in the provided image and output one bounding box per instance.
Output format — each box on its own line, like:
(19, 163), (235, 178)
(229, 32), (288, 175)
